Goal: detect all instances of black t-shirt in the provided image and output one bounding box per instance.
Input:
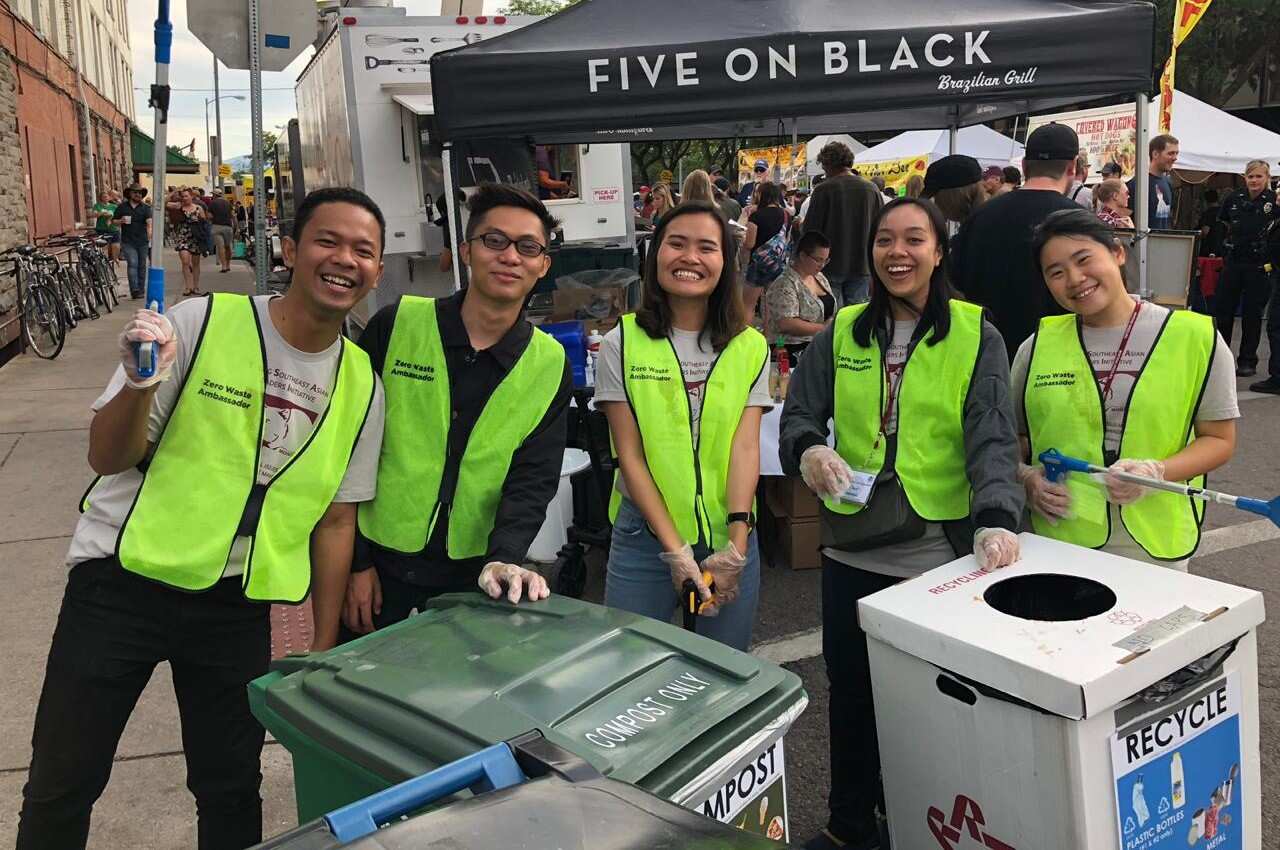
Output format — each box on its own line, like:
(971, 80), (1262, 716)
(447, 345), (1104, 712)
(951, 188), (1078, 359)
(207, 196), (233, 227)
(749, 206), (787, 248)
(114, 201), (152, 246)
(1197, 204), (1223, 256)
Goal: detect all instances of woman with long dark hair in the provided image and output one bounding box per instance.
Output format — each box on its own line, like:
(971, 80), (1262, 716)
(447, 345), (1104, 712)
(594, 202), (772, 650)
(742, 181), (790, 322)
(779, 197), (1023, 850)
(1015, 208), (1237, 570)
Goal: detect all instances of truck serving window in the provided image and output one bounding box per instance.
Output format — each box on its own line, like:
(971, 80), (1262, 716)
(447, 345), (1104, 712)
(535, 144), (581, 203)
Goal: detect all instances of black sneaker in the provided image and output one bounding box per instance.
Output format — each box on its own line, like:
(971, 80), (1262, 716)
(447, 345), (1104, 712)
(1236, 364), (1257, 378)
(1249, 378), (1280, 394)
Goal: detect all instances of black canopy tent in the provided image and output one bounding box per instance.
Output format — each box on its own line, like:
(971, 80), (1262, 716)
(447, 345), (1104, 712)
(430, 0), (1156, 144)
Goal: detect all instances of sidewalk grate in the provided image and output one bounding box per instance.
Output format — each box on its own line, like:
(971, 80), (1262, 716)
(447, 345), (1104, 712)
(270, 601), (314, 659)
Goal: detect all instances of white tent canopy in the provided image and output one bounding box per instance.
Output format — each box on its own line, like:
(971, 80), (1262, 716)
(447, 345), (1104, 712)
(856, 125), (1024, 169)
(1158, 90), (1280, 174)
(806, 134), (865, 176)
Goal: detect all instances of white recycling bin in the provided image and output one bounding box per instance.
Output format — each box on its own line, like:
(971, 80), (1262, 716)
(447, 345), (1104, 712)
(858, 534), (1264, 850)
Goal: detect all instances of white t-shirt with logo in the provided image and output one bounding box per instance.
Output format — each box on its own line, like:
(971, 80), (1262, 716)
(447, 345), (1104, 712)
(66, 295), (386, 572)
(1011, 301), (1238, 565)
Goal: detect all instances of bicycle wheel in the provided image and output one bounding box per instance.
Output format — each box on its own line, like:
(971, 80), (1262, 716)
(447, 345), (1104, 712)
(21, 280), (65, 359)
(46, 269), (78, 329)
(98, 256), (119, 310)
(68, 266), (99, 320)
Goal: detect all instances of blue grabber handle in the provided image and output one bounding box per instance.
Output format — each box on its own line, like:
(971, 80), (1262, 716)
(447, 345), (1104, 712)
(134, 266), (166, 379)
(1039, 448), (1094, 483)
(323, 740), (527, 841)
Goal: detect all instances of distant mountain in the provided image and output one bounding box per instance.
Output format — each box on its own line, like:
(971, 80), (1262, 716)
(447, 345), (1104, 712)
(225, 155), (254, 172)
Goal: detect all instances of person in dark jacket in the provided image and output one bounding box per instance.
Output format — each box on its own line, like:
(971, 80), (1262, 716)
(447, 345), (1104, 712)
(803, 141), (883, 306)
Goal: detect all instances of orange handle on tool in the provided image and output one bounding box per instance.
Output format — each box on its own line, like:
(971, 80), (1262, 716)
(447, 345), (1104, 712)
(681, 571), (716, 631)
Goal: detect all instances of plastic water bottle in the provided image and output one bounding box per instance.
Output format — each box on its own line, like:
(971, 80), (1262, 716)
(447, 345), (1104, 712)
(1133, 775), (1150, 827)
(586, 329), (603, 387)
(1171, 752), (1185, 809)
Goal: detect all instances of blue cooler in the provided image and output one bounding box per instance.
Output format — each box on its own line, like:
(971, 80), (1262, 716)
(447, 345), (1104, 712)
(254, 731), (797, 849)
(541, 321), (587, 387)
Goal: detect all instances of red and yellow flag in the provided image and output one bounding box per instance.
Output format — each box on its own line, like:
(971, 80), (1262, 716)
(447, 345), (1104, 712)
(1160, 0), (1214, 132)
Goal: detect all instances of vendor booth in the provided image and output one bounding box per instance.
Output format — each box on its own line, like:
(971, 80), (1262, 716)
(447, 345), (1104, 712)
(855, 125), (1024, 192)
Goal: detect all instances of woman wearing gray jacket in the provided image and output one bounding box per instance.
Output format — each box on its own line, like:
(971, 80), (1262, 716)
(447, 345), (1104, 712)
(779, 198), (1024, 850)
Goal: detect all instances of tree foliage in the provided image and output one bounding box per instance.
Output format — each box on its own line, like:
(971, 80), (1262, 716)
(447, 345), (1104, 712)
(499, 0), (579, 15)
(1153, 0), (1280, 108)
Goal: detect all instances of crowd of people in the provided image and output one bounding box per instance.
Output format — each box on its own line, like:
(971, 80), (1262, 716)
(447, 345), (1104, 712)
(15, 114), (1278, 850)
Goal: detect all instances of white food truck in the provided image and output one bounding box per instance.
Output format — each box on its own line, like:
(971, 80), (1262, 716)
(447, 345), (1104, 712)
(295, 1), (636, 324)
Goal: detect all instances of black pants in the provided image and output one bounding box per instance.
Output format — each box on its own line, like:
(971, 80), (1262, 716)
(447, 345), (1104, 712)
(336, 568), (473, 644)
(822, 556), (898, 847)
(1214, 262), (1271, 368)
(18, 558), (271, 850)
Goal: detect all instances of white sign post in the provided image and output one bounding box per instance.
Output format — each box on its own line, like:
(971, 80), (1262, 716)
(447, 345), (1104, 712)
(188, 0), (314, 293)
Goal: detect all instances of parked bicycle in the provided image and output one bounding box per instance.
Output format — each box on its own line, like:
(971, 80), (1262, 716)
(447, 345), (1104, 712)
(44, 233), (119, 316)
(4, 245), (66, 359)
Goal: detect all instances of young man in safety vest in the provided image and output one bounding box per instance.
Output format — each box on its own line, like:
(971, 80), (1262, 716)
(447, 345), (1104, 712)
(17, 187), (389, 850)
(343, 183), (572, 635)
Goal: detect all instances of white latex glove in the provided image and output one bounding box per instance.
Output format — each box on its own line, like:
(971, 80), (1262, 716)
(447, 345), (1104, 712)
(660, 544), (711, 604)
(478, 562), (550, 604)
(974, 528), (1020, 571)
(699, 541), (747, 617)
(799, 445), (855, 500)
(1105, 459), (1165, 505)
(118, 308), (176, 389)
(1018, 463), (1072, 525)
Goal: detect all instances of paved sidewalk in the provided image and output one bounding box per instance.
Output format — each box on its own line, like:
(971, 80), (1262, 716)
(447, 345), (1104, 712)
(0, 256), (300, 847)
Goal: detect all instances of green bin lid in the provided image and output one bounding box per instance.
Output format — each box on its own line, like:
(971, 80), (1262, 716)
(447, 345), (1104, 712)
(254, 594), (804, 797)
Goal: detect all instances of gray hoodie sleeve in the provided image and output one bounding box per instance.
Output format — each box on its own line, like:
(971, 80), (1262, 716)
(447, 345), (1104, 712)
(779, 323), (838, 476)
(965, 320), (1024, 531)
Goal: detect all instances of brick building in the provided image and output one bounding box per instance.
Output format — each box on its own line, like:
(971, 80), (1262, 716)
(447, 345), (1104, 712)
(0, 0), (135, 362)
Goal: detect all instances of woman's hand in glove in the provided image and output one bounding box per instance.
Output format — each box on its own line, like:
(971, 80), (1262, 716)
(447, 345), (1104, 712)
(974, 528), (1020, 571)
(1105, 459), (1165, 505)
(799, 446), (854, 500)
(661, 544), (711, 604)
(698, 542), (747, 617)
(118, 308), (177, 389)
(1018, 463), (1072, 525)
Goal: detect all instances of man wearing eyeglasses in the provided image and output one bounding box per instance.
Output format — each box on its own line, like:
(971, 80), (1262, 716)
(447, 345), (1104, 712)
(342, 184), (572, 636)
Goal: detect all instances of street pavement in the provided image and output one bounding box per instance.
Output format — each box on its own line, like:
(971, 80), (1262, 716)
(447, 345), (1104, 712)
(0, 260), (1277, 846)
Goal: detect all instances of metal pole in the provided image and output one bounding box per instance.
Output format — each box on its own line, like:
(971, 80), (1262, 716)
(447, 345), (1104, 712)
(138, 0), (173, 379)
(1134, 92), (1151, 299)
(205, 100), (212, 193)
(213, 57), (223, 193)
(250, 0), (267, 294)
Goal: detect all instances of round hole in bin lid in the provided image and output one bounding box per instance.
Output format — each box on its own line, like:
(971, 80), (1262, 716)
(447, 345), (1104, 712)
(983, 574), (1117, 622)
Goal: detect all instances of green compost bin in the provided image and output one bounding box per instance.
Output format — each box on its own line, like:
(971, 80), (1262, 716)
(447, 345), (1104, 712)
(249, 593), (807, 842)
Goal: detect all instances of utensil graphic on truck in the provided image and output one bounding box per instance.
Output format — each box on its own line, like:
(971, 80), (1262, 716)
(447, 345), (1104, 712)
(365, 56), (431, 69)
(363, 34), (418, 46)
(431, 33), (483, 44)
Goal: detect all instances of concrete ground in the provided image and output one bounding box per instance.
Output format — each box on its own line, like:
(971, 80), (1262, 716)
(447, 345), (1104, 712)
(1, 258), (1277, 846)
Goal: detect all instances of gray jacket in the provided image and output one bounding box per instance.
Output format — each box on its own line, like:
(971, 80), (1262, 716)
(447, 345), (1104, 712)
(779, 313), (1024, 542)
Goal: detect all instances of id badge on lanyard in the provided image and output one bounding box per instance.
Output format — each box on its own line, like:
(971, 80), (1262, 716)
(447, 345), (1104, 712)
(839, 359), (899, 506)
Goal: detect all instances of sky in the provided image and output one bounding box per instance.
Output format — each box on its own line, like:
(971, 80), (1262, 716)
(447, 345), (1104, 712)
(126, 1), (505, 163)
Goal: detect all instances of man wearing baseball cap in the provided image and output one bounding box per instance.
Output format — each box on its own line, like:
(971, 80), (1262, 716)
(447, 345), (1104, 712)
(980, 165), (1005, 197)
(951, 122), (1082, 359)
(738, 158), (771, 206)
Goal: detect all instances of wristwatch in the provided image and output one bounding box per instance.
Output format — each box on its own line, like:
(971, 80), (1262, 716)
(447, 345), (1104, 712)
(726, 512), (756, 529)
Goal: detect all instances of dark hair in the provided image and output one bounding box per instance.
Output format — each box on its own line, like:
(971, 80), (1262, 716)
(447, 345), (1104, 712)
(795, 230), (830, 256)
(853, 198), (957, 348)
(465, 182), (560, 242)
(1150, 133), (1179, 156)
(293, 186), (387, 254)
(1031, 208), (1122, 267)
(1002, 166), (1022, 186)
(1024, 158), (1073, 181)
(758, 181), (784, 207)
(636, 202), (744, 351)
(817, 141), (854, 171)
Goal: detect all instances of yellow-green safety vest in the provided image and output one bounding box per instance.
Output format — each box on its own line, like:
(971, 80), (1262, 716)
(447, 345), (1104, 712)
(1024, 309), (1214, 560)
(116, 293), (376, 602)
(827, 300), (983, 520)
(607, 313), (767, 548)
(358, 296), (566, 558)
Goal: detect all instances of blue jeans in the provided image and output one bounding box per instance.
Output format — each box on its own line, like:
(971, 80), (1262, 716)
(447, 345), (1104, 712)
(604, 498), (761, 651)
(121, 242), (149, 298)
(832, 274), (870, 305)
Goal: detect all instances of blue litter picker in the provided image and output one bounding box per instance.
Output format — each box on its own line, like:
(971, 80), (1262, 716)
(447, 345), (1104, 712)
(135, 0), (173, 380)
(252, 730), (798, 848)
(1039, 448), (1280, 527)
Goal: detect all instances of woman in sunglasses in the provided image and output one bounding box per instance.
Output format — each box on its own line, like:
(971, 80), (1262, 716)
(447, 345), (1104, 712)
(595, 202), (772, 650)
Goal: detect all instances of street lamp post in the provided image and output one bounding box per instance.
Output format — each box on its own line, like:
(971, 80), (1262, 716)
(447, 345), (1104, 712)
(205, 94), (245, 192)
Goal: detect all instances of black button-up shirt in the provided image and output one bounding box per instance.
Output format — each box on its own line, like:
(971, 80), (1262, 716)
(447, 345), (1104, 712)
(354, 290), (572, 588)
(1219, 188), (1280, 265)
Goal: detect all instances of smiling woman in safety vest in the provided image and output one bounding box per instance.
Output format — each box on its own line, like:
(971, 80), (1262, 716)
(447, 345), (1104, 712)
(594, 201), (771, 651)
(1014, 208), (1239, 570)
(779, 197), (1023, 850)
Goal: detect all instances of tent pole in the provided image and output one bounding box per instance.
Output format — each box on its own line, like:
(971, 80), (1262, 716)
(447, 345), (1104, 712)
(792, 117), (798, 186)
(1134, 92), (1151, 300)
(948, 104), (959, 155)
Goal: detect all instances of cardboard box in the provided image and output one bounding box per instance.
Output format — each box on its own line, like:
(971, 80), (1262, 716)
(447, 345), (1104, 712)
(550, 286), (626, 322)
(765, 475), (820, 519)
(859, 534), (1264, 850)
(774, 516), (821, 571)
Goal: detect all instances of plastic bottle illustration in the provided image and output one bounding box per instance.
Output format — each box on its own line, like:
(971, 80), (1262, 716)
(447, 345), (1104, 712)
(1132, 775), (1151, 827)
(1171, 752), (1185, 809)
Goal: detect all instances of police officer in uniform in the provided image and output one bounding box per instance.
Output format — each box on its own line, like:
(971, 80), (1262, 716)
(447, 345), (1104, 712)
(1214, 160), (1280, 378)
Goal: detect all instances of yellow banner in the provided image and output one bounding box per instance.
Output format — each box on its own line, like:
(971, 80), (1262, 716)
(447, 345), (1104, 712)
(737, 144), (806, 190)
(856, 155), (929, 193)
(1162, 0), (1213, 133)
